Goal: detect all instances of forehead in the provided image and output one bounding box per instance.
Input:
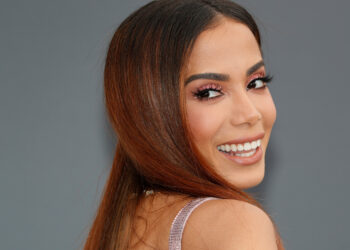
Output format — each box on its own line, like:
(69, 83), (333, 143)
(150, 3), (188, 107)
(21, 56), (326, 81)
(184, 18), (262, 77)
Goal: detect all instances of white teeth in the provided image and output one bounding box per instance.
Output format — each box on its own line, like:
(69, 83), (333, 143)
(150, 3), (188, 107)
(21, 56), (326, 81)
(243, 142), (251, 151)
(218, 139), (262, 154)
(235, 149), (256, 157)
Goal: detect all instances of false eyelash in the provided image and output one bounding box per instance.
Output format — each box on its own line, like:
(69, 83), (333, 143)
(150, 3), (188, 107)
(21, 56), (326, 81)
(256, 74), (274, 85)
(192, 74), (274, 101)
(260, 74), (273, 83)
(247, 74), (274, 90)
(192, 85), (223, 100)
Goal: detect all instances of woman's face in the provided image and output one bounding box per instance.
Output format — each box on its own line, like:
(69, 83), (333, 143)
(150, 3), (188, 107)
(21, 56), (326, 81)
(184, 18), (276, 189)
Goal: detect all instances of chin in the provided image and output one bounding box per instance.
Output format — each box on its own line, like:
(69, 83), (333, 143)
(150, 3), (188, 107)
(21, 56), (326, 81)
(227, 163), (265, 190)
(240, 177), (264, 190)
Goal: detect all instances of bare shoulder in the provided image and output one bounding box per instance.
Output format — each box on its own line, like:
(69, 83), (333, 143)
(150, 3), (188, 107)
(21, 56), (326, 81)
(182, 198), (278, 250)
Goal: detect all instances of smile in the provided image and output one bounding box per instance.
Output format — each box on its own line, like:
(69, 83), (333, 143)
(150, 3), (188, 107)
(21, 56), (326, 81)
(217, 139), (261, 155)
(217, 139), (263, 165)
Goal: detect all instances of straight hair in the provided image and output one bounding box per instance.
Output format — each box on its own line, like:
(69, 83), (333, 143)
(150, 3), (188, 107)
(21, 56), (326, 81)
(84, 0), (284, 249)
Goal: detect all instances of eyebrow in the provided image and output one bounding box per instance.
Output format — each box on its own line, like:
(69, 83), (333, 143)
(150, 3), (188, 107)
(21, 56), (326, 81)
(184, 60), (265, 85)
(246, 60), (264, 76)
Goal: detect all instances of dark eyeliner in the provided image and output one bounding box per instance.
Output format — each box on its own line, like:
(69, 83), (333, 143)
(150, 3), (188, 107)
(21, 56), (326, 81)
(261, 74), (273, 83)
(255, 74), (273, 84)
(192, 87), (223, 100)
(247, 74), (274, 90)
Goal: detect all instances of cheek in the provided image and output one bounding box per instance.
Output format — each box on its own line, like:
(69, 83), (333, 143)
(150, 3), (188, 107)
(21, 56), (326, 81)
(259, 91), (277, 131)
(186, 102), (224, 144)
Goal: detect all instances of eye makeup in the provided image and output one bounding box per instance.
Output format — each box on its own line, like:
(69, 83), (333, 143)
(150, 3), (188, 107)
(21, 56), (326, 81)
(246, 74), (273, 90)
(191, 72), (274, 101)
(192, 83), (223, 100)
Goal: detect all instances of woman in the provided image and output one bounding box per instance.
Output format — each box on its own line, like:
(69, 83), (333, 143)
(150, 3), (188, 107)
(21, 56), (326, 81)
(85, 0), (284, 249)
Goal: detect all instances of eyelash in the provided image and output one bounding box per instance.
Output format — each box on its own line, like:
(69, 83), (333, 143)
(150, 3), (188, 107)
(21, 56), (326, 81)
(192, 74), (274, 101)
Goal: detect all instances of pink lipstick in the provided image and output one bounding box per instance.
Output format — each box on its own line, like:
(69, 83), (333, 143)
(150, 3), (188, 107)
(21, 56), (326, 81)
(220, 146), (263, 166)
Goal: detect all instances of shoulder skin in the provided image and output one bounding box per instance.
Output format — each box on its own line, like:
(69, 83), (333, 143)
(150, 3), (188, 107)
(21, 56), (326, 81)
(181, 199), (278, 250)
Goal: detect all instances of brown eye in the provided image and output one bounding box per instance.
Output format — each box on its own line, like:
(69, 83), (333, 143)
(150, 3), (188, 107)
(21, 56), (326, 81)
(193, 88), (223, 100)
(247, 79), (265, 89)
(247, 75), (273, 90)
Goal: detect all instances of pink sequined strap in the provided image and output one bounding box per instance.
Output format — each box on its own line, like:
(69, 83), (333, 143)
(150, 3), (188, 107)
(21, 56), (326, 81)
(168, 197), (218, 250)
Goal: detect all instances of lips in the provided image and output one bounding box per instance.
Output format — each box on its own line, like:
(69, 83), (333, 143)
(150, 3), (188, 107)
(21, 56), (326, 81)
(220, 146), (263, 166)
(217, 132), (265, 166)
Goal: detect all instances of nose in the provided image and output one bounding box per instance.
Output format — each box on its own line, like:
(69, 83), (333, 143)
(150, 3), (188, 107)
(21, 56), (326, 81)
(230, 90), (262, 126)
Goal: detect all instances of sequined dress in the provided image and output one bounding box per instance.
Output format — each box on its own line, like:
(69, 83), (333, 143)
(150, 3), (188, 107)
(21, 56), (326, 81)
(168, 197), (218, 250)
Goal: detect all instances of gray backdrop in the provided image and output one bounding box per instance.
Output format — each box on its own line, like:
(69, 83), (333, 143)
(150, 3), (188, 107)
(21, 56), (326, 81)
(1, 0), (349, 249)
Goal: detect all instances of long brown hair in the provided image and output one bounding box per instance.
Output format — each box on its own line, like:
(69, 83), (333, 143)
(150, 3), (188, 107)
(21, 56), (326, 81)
(84, 0), (284, 249)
